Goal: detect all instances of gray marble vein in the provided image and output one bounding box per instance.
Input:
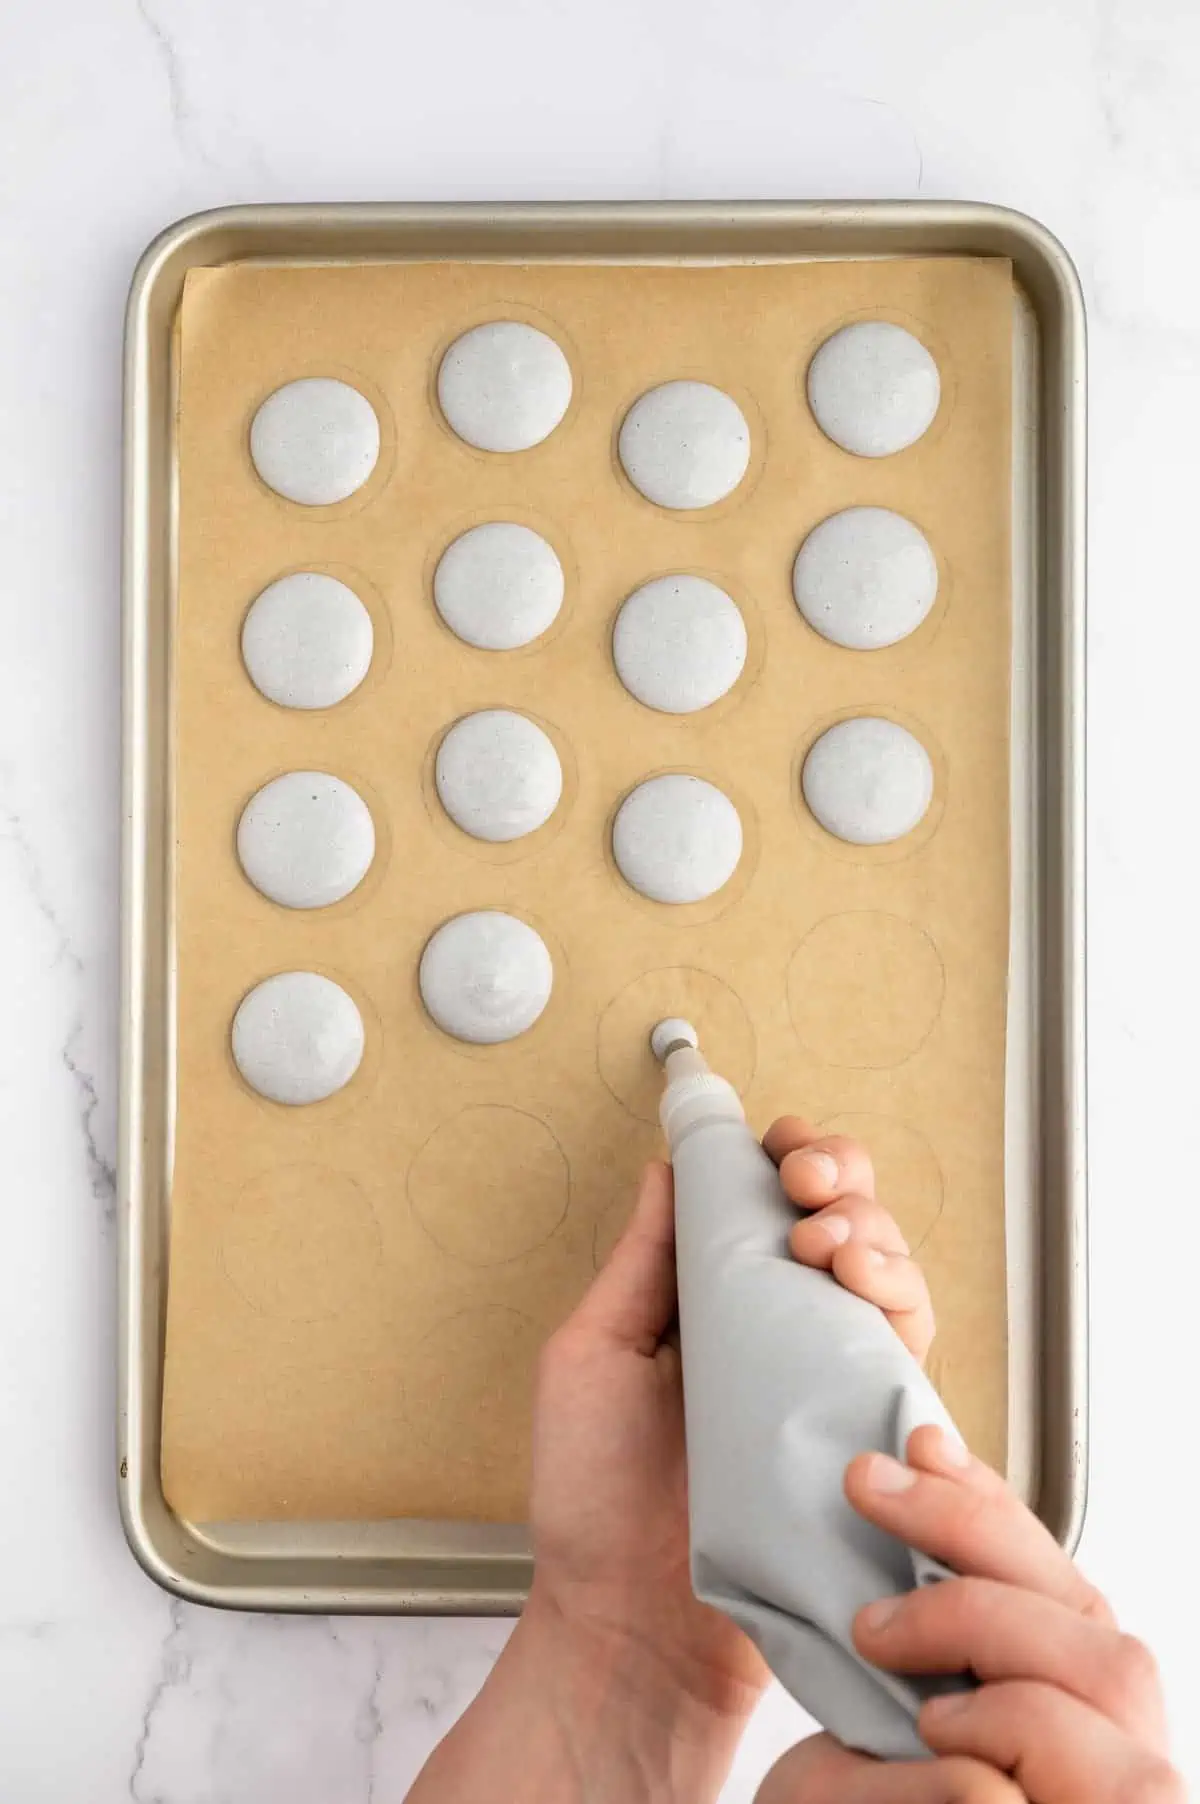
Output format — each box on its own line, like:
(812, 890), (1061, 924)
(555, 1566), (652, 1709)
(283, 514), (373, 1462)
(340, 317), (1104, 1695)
(0, 790), (116, 1217)
(128, 1603), (189, 1803)
(134, 0), (189, 139)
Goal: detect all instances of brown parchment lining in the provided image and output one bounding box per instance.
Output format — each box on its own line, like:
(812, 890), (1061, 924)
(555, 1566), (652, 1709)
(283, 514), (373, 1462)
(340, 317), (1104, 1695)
(162, 257), (1012, 1522)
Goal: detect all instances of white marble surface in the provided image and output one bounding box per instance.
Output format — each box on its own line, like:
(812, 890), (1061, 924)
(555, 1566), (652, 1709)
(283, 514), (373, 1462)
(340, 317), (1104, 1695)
(2, 0), (1199, 1795)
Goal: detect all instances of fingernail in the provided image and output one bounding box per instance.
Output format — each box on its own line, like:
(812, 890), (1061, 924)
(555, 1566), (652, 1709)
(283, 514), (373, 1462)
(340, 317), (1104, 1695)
(860, 1597), (902, 1633)
(797, 1150), (839, 1189)
(923, 1690), (973, 1724)
(933, 1428), (971, 1470)
(864, 1454), (918, 1493)
(864, 1247), (887, 1267)
(813, 1212), (851, 1246)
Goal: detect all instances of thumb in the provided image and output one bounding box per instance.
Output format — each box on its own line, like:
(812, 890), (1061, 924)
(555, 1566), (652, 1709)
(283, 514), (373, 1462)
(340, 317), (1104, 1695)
(756, 1733), (1022, 1803)
(755, 1735), (875, 1804)
(570, 1160), (677, 1353)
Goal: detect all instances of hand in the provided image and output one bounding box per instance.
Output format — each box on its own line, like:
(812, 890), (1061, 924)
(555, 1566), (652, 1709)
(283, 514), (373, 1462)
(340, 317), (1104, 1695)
(412, 1121), (933, 1803)
(529, 1158), (769, 1732)
(531, 1117), (936, 1713)
(764, 1116), (936, 1361)
(411, 1159), (766, 1804)
(526, 1121), (933, 1776)
(757, 1428), (1182, 1803)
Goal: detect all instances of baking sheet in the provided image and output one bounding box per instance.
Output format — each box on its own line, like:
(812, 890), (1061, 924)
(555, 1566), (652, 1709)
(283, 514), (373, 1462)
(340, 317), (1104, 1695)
(162, 255), (1012, 1522)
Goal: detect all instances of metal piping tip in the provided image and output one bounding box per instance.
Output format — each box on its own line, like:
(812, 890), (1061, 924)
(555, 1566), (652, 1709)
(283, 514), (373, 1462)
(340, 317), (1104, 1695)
(649, 1017), (700, 1064)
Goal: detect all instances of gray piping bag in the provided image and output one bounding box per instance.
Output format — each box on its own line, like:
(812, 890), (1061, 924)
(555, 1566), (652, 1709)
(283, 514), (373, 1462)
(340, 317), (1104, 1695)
(656, 1022), (973, 1761)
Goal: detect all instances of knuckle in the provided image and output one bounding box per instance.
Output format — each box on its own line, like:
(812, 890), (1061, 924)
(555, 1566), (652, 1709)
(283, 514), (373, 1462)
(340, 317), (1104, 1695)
(837, 1197), (895, 1241)
(1111, 1633), (1162, 1701)
(853, 1194), (911, 1253)
(1076, 1578), (1117, 1625)
(916, 1575), (989, 1641)
(946, 1477), (995, 1540)
(827, 1188), (872, 1214)
(946, 1575), (995, 1628)
(893, 1254), (928, 1301)
(808, 1194), (870, 1237)
(1130, 1756), (1185, 1804)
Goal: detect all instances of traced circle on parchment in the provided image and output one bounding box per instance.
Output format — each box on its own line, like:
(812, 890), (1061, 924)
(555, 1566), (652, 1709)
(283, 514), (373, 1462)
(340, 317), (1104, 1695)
(437, 320), (573, 454)
(423, 502), (577, 660)
(402, 1306), (542, 1468)
(220, 1165), (382, 1323)
(426, 299), (584, 464)
(788, 911), (945, 1069)
(419, 706), (578, 868)
(806, 321), (941, 459)
(817, 1111), (945, 1253)
(791, 703), (947, 868)
(604, 769), (760, 926)
(796, 306), (958, 463)
(610, 371), (768, 523)
(597, 965), (756, 1124)
(244, 363), (398, 520)
(408, 1105), (569, 1267)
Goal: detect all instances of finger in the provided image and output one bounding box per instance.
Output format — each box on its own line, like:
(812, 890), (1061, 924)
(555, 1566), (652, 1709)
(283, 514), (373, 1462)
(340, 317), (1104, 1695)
(762, 1115), (820, 1164)
(570, 1161), (676, 1354)
(906, 1426), (1115, 1623)
(856, 1577), (1167, 1747)
(846, 1433), (1113, 1621)
(763, 1122), (877, 1204)
(828, 1245), (936, 1361)
(921, 1682), (1183, 1804)
(788, 1193), (909, 1264)
(755, 1732), (1023, 1804)
(782, 1139), (878, 1208)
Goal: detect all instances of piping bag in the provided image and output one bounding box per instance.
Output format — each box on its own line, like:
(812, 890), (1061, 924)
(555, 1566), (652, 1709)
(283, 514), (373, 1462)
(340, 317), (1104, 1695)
(652, 1018), (974, 1761)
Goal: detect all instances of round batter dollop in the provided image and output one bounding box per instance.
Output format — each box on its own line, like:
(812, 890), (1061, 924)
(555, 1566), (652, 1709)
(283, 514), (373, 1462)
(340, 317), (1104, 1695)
(807, 322), (940, 458)
(236, 771), (376, 908)
(435, 710), (563, 842)
(419, 910), (554, 1044)
(433, 522), (564, 650)
(249, 377), (380, 504)
(232, 971), (365, 1105)
(241, 571), (374, 708)
(612, 575), (747, 714)
(437, 321), (572, 453)
(802, 717), (934, 845)
(792, 507), (938, 650)
(618, 381), (750, 510)
(612, 774), (743, 904)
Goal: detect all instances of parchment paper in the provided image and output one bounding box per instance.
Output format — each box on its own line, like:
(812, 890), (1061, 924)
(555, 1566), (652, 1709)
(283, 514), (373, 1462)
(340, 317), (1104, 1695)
(163, 256), (1012, 1522)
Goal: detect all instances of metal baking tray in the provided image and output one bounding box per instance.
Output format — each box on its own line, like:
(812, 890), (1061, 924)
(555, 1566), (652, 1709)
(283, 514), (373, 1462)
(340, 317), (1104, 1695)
(119, 201), (1086, 1612)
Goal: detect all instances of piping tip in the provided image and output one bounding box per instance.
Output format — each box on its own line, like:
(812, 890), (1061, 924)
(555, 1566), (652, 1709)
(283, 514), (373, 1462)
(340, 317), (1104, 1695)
(650, 1017), (700, 1063)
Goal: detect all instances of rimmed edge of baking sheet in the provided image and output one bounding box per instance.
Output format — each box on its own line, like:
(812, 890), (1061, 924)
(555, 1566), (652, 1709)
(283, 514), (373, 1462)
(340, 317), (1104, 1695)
(120, 200), (1086, 1613)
